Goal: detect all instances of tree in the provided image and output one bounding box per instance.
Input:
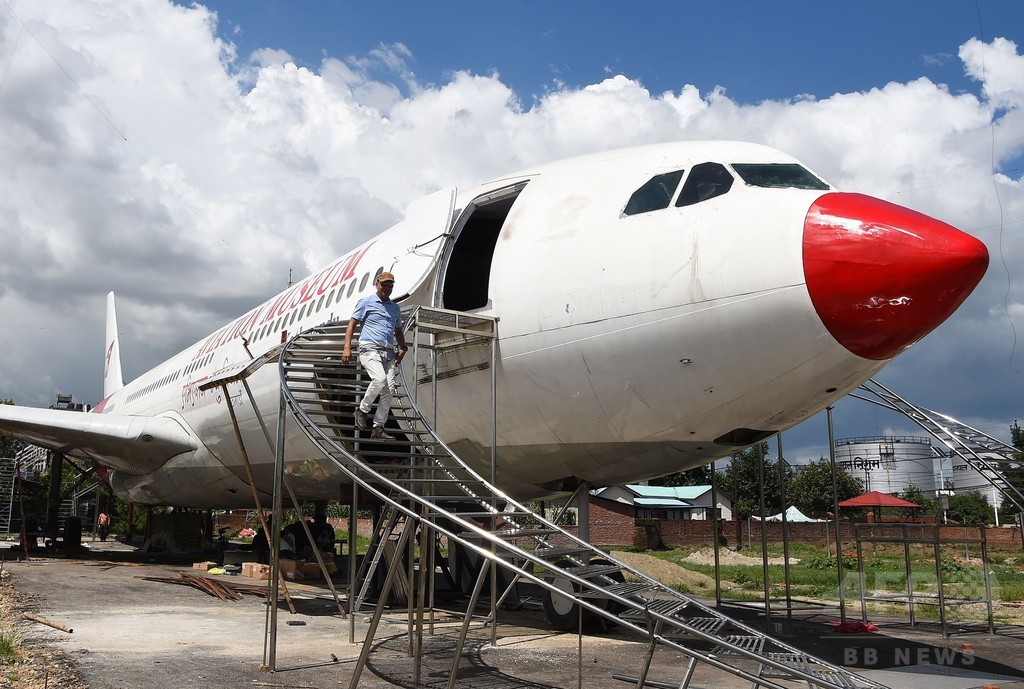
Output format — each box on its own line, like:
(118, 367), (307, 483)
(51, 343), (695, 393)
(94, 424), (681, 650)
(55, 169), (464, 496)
(650, 464), (712, 487)
(0, 399), (23, 458)
(715, 442), (793, 519)
(787, 458), (863, 518)
(898, 484), (937, 520)
(999, 421), (1024, 519)
(947, 490), (994, 525)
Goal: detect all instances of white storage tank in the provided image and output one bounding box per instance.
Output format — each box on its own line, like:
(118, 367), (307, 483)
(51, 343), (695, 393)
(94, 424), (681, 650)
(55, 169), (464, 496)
(948, 451), (1009, 503)
(834, 436), (937, 495)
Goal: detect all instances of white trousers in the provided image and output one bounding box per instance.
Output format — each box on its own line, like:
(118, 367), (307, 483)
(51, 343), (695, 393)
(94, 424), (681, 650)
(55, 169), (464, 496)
(357, 347), (395, 428)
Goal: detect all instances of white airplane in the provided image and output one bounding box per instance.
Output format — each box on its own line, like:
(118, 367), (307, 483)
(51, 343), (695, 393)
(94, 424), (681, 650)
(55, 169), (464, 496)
(0, 141), (989, 508)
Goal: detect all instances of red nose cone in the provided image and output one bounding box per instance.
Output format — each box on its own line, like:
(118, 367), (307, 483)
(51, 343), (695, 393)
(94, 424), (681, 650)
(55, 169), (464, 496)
(804, 193), (988, 360)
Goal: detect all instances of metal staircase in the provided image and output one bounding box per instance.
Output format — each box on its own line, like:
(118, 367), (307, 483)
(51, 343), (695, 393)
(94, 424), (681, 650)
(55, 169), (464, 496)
(279, 314), (886, 689)
(852, 379), (1024, 513)
(0, 457), (14, 536)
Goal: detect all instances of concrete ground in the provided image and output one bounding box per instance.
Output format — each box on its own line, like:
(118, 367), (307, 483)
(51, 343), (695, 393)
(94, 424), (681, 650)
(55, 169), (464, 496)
(3, 541), (1024, 689)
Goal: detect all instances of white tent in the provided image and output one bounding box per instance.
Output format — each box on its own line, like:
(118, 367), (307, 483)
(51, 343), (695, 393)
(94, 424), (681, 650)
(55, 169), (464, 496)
(751, 505), (825, 522)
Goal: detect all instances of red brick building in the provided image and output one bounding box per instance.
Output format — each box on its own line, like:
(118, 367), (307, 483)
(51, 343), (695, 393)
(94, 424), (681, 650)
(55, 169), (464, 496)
(590, 484), (734, 548)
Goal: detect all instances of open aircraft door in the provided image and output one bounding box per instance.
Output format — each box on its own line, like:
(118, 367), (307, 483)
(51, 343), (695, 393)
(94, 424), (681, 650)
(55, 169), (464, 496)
(381, 187), (458, 302)
(435, 181), (529, 312)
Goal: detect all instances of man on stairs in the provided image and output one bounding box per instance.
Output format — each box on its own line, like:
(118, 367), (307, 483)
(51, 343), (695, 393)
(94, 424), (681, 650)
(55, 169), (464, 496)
(342, 272), (408, 440)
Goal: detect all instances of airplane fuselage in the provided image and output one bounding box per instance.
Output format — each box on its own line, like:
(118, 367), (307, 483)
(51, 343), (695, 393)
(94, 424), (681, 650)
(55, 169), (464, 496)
(27, 142), (987, 507)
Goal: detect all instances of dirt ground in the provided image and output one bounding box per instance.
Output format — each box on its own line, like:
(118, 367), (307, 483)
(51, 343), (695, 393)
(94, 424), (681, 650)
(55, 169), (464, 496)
(1, 566), (85, 689)
(681, 547), (799, 567)
(610, 549), (744, 592)
(5, 544), (1024, 689)
(0, 552), (773, 689)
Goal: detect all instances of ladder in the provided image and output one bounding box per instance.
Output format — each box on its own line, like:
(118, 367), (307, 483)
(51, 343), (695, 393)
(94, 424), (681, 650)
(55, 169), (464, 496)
(852, 379), (1024, 513)
(0, 457), (14, 536)
(351, 504), (408, 608)
(279, 318), (887, 689)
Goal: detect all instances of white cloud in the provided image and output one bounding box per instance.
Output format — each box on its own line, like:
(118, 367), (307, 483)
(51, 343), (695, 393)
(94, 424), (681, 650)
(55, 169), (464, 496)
(250, 47), (292, 68)
(960, 37), (1024, 111)
(0, 0), (1021, 452)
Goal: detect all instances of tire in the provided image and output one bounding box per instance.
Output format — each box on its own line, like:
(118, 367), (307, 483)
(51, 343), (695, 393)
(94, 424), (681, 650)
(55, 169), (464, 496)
(542, 557), (627, 632)
(542, 561), (588, 631)
(63, 516), (83, 553)
(589, 557), (626, 626)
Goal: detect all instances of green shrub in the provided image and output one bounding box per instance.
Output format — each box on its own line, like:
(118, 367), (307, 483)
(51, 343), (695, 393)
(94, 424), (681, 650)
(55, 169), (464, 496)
(808, 554), (857, 570)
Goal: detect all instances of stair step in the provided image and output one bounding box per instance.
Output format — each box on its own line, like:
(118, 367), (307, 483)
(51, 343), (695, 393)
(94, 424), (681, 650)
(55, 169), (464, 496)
(619, 599), (689, 620)
(458, 527), (560, 539)
(348, 436), (415, 446)
(586, 581), (657, 599)
(712, 634), (765, 656)
(539, 564), (624, 580)
(448, 510), (534, 521)
(291, 390), (412, 403)
(530, 546), (595, 560)
(295, 399), (416, 412)
(350, 450), (437, 460)
(662, 616), (727, 639)
(760, 653), (864, 687)
(350, 462), (414, 472)
(315, 424), (438, 440)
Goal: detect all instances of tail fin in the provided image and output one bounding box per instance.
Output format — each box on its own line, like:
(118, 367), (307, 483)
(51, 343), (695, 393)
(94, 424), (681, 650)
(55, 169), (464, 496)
(104, 291), (124, 398)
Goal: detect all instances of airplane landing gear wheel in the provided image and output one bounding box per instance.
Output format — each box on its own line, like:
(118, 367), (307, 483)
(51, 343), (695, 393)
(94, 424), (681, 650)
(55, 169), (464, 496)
(589, 557), (625, 625)
(542, 562), (589, 631)
(542, 558), (627, 632)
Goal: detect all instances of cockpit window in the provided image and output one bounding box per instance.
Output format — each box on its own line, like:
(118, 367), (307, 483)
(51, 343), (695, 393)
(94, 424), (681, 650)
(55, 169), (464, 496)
(675, 162), (733, 207)
(623, 170), (684, 216)
(731, 163), (829, 190)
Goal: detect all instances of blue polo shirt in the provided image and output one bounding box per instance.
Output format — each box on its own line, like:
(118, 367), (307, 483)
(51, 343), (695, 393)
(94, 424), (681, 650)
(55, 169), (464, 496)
(352, 295), (402, 345)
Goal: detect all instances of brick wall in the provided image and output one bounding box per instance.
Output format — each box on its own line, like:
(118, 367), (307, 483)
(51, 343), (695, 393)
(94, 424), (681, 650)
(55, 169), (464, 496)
(658, 518), (717, 546)
(216, 503), (1024, 552)
(589, 498), (645, 547)
(988, 526), (1024, 548)
(587, 497), (1024, 550)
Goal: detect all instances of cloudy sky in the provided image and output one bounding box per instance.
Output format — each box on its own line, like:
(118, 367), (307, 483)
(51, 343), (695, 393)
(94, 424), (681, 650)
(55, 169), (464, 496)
(1, 0), (1022, 465)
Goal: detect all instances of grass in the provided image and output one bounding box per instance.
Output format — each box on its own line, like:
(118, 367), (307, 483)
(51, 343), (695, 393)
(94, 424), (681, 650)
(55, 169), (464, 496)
(0, 627), (20, 664)
(630, 541), (1024, 608)
(334, 531), (373, 555)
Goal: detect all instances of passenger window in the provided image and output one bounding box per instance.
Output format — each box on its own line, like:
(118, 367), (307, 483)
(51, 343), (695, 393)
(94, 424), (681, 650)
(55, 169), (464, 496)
(623, 170), (684, 216)
(676, 162), (734, 207)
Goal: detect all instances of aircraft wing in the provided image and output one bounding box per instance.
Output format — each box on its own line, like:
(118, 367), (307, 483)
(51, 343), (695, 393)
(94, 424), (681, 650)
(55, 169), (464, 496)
(0, 405), (198, 476)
